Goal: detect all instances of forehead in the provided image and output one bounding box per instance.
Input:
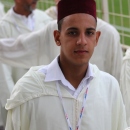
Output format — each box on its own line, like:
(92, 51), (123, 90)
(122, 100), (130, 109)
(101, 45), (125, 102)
(62, 13), (96, 30)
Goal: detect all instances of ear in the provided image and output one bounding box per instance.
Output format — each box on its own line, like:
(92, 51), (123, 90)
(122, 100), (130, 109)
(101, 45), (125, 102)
(95, 31), (101, 46)
(54, 30), (61, 46)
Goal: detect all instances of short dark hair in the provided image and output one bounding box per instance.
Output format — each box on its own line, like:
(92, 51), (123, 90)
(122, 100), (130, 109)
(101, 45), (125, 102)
(58, 19), (64, 31)
(57, 17), (97, 31)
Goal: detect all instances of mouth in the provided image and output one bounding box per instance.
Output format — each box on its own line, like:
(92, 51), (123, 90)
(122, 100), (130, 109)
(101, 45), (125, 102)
(74, 50), (88, 54)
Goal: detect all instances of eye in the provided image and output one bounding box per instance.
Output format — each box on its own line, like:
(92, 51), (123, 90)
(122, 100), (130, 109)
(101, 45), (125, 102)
(86, 31), (94, 36)
(68, 31), (78, 36)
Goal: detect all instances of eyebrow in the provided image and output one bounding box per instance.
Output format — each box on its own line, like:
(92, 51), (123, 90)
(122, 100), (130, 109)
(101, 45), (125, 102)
(87, 28), (96, 31)
(67, 27), (96, 31)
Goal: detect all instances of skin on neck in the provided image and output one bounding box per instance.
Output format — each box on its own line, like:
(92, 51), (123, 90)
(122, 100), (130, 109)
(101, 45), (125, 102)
(58, 56), (88, 89)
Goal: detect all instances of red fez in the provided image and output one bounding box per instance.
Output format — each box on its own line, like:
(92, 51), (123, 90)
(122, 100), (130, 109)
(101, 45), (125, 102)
(57, 0), (96, 23)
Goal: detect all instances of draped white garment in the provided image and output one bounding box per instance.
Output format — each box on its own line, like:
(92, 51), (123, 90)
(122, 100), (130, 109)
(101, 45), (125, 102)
(0, 8), (52, 127)
(120, 48), (130, 126)
(5, 59), (127, 130)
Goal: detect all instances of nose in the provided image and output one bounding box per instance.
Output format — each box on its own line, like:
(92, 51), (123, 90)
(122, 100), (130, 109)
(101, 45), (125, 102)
(76, 34), (87, 46)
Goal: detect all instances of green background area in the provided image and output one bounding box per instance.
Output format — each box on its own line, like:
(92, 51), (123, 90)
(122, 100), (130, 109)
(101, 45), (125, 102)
(2, 0), (130, 46)
(97, 0), (130, 45)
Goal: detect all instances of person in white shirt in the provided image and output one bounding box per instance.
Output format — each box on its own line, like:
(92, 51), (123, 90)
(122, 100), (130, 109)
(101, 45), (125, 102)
(120, 48), (130, 126)
(0, 1), (5, 18)
(45, 0), (123, 83)
(0, 0), (52, 129)
(5, 0), (127, 130)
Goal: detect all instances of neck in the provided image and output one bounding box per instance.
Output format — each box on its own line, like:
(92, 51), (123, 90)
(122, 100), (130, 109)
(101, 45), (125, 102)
(58, 58), (88, 89)
(13, 6), (32, 17)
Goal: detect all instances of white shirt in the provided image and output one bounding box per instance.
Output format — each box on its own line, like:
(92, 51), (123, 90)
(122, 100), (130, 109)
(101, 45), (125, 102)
(10, 8), (35, 31)
(5, 59), (127, 130)
(39, 57), (93, 98)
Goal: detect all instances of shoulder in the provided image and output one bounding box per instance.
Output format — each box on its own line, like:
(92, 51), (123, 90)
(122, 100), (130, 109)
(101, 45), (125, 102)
(0, 9), (12, 23)
(5, 65), (47, 110)
(33, 9), (52, 20)
(91, 64), (121, 100)
(34, 9), (45, 14)
(91, 64), (119, 87)
(100, 70), (119, 85)
(45, 6), (56, 13)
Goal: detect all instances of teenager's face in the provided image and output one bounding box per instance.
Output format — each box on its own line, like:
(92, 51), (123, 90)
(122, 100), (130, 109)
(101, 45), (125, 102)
(54, 13), (100, 67)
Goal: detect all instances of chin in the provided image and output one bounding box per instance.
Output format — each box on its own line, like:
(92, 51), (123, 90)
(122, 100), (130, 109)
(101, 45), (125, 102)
(73, 59), (89, 66)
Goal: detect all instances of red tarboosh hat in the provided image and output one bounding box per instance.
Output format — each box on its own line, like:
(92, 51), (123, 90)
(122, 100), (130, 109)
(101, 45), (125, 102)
(57, 0), (96, 23)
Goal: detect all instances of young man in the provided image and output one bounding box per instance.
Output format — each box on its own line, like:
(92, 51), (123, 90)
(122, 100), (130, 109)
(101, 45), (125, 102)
(45, 0), (123, 82)
(0, 0), (52, 129)
(120, 48), (130, 126)
(5, 0), (127, 130)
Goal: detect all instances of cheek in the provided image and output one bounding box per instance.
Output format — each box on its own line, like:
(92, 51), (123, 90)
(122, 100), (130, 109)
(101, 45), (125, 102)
(88, 39), (97, 51)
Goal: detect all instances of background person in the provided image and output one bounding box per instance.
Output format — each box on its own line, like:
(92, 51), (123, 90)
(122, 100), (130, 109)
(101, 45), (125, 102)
(0, 0), (52, 129)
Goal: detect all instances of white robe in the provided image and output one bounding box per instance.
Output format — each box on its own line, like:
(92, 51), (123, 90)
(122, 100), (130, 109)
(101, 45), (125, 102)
(0, 2), (5, 18)
(120, 48), (130, 126)
(0, 19), (122, 81)
(0, 8), (52, 127)
(5, 61), (127, 130)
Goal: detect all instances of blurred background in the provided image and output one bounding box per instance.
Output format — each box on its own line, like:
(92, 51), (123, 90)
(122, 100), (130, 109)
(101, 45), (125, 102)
(0, 0), (130, 50)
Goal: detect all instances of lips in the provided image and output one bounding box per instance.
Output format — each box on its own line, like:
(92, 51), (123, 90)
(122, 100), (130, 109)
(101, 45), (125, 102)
(74, 50), (88, 54)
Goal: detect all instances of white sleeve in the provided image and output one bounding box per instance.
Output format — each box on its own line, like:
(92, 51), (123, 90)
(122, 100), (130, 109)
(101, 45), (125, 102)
(5, 105), (32, 130)
(5, 107), (21, 130)
(0, 31), (41, 69)
(110, 31), (123, 82)
(0, 21), (59, 69)
(5, 101), (39, 130)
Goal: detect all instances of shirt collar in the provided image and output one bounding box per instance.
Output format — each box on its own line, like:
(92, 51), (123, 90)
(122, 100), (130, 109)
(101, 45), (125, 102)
(39, 56), (94, 83)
